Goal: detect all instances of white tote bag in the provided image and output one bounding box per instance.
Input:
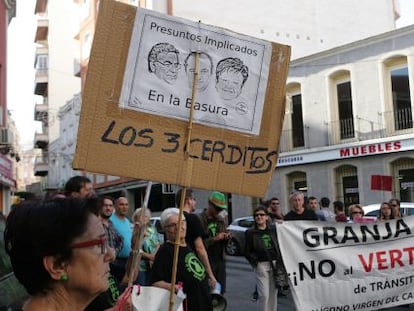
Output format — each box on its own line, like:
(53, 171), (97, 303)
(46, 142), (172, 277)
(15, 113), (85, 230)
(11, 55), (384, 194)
(132, 285), (185, 311)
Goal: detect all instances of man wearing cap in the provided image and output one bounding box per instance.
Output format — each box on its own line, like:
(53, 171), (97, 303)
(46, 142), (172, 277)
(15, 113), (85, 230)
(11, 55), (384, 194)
(199, 191), (231, 294)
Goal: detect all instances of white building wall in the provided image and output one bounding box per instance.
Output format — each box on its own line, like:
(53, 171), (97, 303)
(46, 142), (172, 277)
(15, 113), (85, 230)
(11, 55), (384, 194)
(172, 0), (397, 59)
(268, 25), (414, 210)
(47, 0), (80, 142)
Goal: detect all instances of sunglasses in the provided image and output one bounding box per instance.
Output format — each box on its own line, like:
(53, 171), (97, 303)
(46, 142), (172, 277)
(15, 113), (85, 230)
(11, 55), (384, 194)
(352, 211), (362, 215)
(255, 213), (267, 217)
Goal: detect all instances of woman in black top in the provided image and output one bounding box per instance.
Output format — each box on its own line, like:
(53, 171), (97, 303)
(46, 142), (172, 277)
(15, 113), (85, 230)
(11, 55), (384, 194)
(150, 208), (212, 311)
(245, 206), (286, 311)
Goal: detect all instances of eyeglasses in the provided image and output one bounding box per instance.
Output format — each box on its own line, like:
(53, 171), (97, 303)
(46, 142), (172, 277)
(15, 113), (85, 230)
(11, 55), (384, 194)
(165, 220), (186, 230)
(254, 213), (267, 217)
(70, 235), (108, 255)
(155, 61), (181, 70)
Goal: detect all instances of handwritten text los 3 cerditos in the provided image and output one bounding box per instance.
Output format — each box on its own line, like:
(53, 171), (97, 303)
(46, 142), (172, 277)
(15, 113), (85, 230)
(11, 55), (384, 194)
(101, 120), (277, 174)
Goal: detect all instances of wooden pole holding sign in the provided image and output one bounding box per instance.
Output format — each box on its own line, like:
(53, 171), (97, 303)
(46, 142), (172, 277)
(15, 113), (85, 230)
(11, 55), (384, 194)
(127, 181), (153, 288)
(169, 52), (200, 311)
(72, 3), (291, 308)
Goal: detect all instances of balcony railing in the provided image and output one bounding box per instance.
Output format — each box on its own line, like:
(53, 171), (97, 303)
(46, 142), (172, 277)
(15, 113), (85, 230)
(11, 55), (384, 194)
(34, 132), (49, 149)
(34, 155), (48, 177)
(34, 103), (48, 123)
(279, 109), (414, 153)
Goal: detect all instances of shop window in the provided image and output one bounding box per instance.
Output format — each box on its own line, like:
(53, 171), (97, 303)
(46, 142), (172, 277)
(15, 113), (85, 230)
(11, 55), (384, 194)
(287, 171), (307, 199)
(335, 165), (358, 207)
(391, 158), (414, 201)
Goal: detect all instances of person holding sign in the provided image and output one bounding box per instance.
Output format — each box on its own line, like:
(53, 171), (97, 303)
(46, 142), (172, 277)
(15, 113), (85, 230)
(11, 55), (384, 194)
(244, 206), (286, 311)
(150, 208), (212, 311)
(148, 42), (181, 85)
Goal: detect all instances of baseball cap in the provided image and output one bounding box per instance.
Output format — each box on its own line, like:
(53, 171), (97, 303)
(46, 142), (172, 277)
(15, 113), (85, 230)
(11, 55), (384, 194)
(209, 191), (227, 209)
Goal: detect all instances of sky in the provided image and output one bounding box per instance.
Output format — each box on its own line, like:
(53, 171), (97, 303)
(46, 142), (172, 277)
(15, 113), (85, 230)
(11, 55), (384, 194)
(6, 0), (414, 151)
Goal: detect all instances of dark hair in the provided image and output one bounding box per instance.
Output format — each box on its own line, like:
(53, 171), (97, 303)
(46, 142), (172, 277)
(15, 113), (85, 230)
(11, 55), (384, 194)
(64, 175), (91, 196)
(320, 197), (330, 208)
(252, 205), (268, 227)
(389, 198), (400, 206)
(148, 42), (179, 72)
(175, 188), (193, 207)
(333, 200), (344, 211)
(380, 202), (394, 220)
(4, 198), (98, 295)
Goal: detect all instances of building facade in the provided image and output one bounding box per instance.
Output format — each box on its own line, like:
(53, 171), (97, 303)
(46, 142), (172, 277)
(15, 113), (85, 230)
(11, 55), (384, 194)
(269, 25), (414, 212)
(40, 0), (412, 218)
(172, 0), (399, 60)
(33, 0), (80, 191)
(0, 0), (18, 215)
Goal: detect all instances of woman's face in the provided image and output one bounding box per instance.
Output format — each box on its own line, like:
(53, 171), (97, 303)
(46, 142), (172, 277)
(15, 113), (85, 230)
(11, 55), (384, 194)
(350, 206), (363, 220)
(66, 214), (112, 299)
(254, 210), (268, 226)
(165, 214), (186, 242)
(381, 203), (392, 218)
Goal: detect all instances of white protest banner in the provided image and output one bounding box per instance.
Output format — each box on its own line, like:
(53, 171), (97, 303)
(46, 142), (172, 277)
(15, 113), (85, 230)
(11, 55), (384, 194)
(120, 8), (271, 135)
(276, 217), (414, 311)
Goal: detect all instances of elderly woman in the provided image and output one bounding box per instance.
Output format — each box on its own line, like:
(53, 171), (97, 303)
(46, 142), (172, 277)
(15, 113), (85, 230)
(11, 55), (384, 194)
(4, 198), (115, 310)
(150, 208), (212, 311)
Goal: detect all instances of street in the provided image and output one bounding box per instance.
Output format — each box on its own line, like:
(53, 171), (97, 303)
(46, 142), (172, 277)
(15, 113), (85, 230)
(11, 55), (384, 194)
(225, 255), (413, 311)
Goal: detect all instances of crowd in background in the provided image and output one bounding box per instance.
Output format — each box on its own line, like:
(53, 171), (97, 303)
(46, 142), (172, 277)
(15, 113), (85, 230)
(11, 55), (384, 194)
(4, 175), (408, 311)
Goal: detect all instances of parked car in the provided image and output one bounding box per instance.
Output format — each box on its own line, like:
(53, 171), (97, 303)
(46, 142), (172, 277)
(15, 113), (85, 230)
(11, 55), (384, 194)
(225, 216), (254, 256)
(0, 213), (29, 310)
(363, 202), (414, 217)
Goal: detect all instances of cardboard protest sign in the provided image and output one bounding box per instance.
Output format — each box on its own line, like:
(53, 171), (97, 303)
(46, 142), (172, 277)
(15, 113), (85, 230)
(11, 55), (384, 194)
(73, 0), (290, 197)
(276, 217), (414, 310)
(120, 8), (271, 136)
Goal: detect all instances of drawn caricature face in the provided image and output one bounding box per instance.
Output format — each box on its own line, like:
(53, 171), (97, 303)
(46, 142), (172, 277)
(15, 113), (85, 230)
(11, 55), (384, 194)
(152, 51), (181, 84)
(215, 69), (244, 100)
(185, 54), (213, 92)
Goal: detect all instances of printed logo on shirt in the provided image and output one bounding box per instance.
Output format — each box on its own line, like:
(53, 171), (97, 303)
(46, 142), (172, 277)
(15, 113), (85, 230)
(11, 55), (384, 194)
(185, 252), (206, 281)
(207, 221), (218, 237)
(262, 233), (273, 249)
